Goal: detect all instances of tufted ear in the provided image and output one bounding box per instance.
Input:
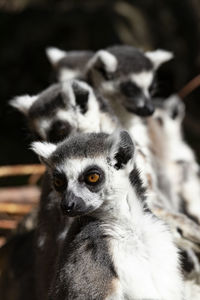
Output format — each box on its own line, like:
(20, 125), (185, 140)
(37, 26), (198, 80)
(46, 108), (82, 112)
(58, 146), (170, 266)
(145, 49), (174, 70)
(31, 141), (57, 166)
(108, 130), (135, 170)
(10, 95), (38, 115)
(46, 47), (67, 67)
(87, 50), (117, 80)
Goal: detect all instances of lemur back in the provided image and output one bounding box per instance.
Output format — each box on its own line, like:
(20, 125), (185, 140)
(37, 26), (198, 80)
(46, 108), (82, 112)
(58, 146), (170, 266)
(32, 131), (183, 300)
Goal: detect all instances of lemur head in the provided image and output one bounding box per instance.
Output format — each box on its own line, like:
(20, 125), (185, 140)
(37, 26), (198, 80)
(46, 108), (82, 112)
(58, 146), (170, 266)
(153, 95), (185, 134)
(86, 45), (173, 117)
(31, 130), (136, 217)
(10, 80), (102, 143)
(46, 47), (94, 82)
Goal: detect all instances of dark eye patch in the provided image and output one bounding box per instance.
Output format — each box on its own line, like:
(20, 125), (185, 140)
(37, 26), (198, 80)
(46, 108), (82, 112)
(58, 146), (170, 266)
(120, 80), (141, 97)
(52, 170), (68, 192)
(29, 91), (65, 119)
(48, 120), (72, 143)
(171, 107), (179, 120)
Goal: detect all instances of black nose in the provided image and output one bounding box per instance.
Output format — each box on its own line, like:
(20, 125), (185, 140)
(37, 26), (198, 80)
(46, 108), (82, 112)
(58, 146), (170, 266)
(61, 200), (75, 215)
(136, 102), (155, 117)
(60, 191), (86, 216)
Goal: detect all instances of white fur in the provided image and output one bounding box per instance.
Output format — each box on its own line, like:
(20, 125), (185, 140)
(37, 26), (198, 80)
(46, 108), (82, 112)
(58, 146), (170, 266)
(34, 118), (52, 140)
(10, 95), (38, 115)
(59, 68), (80, 82)
(31, 141), (56, 159)
(145, 49), (174, 69)
(46, 47), (67, 66)
(93, 161), (183, 300)
(131, 71), (153, 97)
(36, 132), (183, 299)
(87, 50), (118, 73)
(153, 94), (200, 221)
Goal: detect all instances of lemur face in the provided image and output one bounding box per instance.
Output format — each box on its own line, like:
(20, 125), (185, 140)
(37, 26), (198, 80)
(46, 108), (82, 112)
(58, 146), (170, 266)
(46, 47), (94, 81)
(10, 80), (101, 143)
(153, 95), (185, 133)
(86, 45), (173, 117)
(32, 131), (134, 217)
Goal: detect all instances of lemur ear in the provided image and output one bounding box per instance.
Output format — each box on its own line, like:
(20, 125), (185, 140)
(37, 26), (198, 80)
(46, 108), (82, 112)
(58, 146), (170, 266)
(31, 141), (57, 166)
(71, 80), (90, 114)
(145, 49), (174, 70)
(164, 95), (185, 121)
(46, 47), (67, 67)
(108, 130), (135, 170)
(10, 95), (38, 115)
(87, 50), (117, 79)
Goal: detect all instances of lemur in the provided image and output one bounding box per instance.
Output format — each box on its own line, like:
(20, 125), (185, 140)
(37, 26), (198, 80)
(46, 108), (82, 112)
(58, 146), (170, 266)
(46, 47), (94, 82)
(10, 79), (119, 300)
(31, 130), (184, 300)
(10, 79), (118, 142)
(84, 45), (179, 212)
(151, 95), (200, 223)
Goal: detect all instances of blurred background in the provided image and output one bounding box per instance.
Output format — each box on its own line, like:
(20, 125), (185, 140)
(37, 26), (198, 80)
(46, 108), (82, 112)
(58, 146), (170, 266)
(1, 0), (200, 167)
(0, 0), (200, 243)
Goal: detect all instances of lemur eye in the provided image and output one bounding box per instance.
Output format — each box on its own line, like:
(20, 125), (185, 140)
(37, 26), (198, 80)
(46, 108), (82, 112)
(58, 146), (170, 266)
(120, 81), (141, 97)
(85, 173), (100, 185)
(53, 174), (67, 191)
(54, 178), (64, 187)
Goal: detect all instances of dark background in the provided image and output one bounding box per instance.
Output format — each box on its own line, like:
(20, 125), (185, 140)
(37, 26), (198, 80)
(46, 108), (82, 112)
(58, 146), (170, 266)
(0, 0), (200, 171)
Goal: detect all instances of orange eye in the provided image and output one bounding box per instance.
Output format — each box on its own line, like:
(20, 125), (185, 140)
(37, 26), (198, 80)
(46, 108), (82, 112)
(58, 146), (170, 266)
(86, 173), (100, 184)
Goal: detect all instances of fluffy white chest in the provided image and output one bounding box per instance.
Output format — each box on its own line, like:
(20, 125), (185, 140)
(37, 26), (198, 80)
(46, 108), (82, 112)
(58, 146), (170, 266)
(110, 233), (162, 299)
(107, 219), (183, 300)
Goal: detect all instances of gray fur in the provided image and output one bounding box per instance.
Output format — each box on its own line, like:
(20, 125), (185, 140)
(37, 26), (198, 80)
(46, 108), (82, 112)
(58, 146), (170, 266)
(31, 132), (182, 300)
(106, 45), (153, 76)
(56, 50), (94, 72)
(86, 45), (172, 116)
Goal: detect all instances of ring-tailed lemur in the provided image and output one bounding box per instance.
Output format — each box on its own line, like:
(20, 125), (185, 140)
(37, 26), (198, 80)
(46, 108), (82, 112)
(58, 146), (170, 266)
(152, 95), (200, 223)
(10, 79), (119, 300)
(85, 45), (173, 117)
(10, 79), (118, 142)
(32, 130), (184, 300)
(85, 45), (178, 212)
(46, 47), (94, 82)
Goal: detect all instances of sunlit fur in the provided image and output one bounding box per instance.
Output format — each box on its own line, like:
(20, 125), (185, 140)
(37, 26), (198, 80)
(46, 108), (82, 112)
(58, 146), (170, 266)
(32, 131), (183, 300)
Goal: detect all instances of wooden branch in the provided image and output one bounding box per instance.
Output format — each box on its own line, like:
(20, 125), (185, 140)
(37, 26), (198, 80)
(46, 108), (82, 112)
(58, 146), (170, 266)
(0, 164), (45, 178)
(0, 203), (35, 215)
(0, 237), (6, 248)
(0, 186), (40, 204)
(178, 74), (200, 99)
(0, 220), (17, 230)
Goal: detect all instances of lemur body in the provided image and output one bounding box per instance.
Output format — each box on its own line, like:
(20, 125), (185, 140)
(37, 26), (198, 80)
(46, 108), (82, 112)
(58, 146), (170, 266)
(152, 95), (200, 223)
(11, 79), (119, 300)
(85, 45), (178, 212)
(32, 131), (183, 300)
